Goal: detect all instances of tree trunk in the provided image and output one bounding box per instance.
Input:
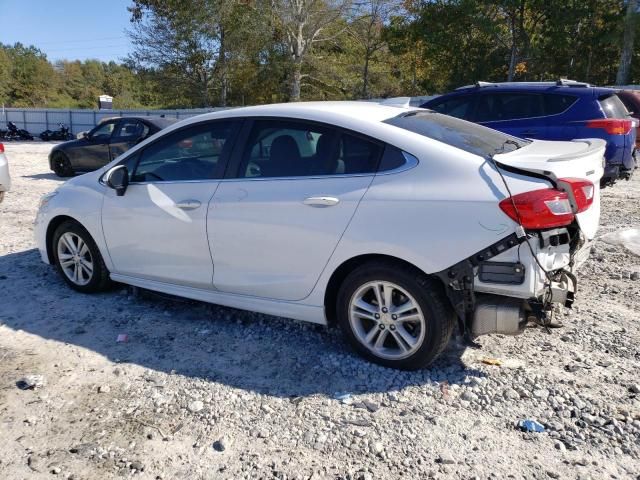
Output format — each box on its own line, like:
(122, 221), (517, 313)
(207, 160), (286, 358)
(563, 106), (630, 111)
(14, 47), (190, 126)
(362, 52), (370, 98)
(290, 61), (302, 102)
(507, 15), (517, 81)
(202, 70), (209, 108)
(616, 0), (638, 86)
(219, 27), (228, 107)
(507, 44), (517, 81)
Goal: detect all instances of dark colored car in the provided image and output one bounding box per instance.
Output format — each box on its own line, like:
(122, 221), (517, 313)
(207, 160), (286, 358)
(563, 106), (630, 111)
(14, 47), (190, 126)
(421, 81), (637, 184)
(615, 89), (640, 150)
(49, 116), (176, 177)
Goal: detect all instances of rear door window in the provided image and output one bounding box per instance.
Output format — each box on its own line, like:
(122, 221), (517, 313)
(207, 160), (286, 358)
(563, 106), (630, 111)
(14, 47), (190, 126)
(543, 94), (578, 115)
(427, 95), (476, 120)
(599, 94), (630, 119)
(476, 93), (544, 122)
(237, 120), (383, 178)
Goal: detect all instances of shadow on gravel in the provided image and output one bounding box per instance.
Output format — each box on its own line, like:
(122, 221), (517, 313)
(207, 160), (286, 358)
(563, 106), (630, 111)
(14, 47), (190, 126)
(22, 173), (63, 181)
(0, 249), (484, 398)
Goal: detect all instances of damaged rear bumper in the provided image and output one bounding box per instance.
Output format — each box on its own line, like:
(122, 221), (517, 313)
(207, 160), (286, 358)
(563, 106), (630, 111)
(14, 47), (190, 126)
(436, 227), (587, 339)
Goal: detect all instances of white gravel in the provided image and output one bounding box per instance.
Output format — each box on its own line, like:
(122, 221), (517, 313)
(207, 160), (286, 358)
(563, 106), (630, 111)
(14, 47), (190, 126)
(0, 141), (639, 479)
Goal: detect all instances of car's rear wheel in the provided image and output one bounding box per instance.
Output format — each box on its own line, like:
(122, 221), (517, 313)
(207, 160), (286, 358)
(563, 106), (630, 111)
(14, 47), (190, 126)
(337, 261), (455, 370)
(52, 221), (111, 293)
(52, 152), (74, 177)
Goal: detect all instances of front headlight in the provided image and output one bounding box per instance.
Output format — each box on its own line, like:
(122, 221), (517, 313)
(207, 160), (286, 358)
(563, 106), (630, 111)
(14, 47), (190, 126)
(38, 191), (58, 210)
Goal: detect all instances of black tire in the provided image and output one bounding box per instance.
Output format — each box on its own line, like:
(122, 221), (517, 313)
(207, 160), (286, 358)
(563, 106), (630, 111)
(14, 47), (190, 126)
(52, 220), (112, 293)
(337, 261), (455, 370)
(52, 151), (74, 177)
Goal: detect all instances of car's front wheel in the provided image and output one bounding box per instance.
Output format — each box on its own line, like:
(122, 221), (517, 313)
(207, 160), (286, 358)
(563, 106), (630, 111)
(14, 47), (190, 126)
(52, 221), (111, 292)
(51, 152), (74, 177)
(337, 262), (455, 370)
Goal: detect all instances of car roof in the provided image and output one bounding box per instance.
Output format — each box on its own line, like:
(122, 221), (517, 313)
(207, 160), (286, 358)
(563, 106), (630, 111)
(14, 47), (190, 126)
(98, 116), (177, 129)
(449, 82), (616, 97)
(162, 101), (421, 132)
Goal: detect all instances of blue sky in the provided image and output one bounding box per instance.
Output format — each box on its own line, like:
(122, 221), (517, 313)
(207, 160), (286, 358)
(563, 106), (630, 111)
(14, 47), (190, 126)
(0, 0), (134, 62)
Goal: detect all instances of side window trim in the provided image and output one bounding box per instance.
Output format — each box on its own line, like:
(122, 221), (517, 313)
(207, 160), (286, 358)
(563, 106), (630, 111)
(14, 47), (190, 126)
(223, 116), (386, 180)
(127, 119), (241, 184)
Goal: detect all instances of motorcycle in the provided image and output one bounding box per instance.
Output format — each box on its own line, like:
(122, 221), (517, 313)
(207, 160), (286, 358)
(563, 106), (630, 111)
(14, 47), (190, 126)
(40, 123), (73, 141)
(4, 122), (34, 141)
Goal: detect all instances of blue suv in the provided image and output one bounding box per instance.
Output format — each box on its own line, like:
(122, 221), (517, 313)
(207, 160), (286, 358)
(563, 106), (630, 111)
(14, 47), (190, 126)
(421, 81), (637, 185)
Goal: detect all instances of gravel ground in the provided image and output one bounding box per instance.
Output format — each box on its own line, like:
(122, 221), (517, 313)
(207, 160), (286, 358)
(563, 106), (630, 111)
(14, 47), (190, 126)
(0, 141), (639, 480)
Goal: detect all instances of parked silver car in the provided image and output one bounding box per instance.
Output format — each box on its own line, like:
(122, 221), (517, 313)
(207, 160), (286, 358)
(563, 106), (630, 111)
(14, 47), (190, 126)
(0, 143), (10, 203)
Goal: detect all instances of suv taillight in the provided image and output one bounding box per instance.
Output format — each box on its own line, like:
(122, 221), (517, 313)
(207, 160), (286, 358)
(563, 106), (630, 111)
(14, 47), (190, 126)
(499, 188), (574, 229)
(0, 143), (4, 153)
(586, 118), (632, 135)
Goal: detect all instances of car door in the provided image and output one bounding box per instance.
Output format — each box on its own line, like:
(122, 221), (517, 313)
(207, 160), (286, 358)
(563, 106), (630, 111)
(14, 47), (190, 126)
(109, 119), (149, 160)
(208, 118), (382, 301)
(75, 120), (117, 170)
(101, 120), (239, 288)
(476, 92), (547, 139)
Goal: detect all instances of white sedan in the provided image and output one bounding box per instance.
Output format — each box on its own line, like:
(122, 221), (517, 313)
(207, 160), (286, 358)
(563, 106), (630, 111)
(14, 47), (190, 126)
(34, 101), (605, 369)
(0, 143), (10, 202)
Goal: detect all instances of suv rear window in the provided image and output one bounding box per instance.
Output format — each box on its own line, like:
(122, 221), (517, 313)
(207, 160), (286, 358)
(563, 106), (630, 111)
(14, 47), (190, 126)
(599, 94), (629, 119)
(385, 111), (530, 158)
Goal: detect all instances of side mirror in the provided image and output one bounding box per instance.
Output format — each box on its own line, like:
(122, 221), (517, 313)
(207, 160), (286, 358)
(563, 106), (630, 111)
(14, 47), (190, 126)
(105, 165), (129, 197)
(78, 131), (88, 140)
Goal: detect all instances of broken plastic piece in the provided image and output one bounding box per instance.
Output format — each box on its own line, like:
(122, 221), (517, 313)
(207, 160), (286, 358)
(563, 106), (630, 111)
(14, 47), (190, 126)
(518, 419), (545, 433)
(116, 334), (129, 343)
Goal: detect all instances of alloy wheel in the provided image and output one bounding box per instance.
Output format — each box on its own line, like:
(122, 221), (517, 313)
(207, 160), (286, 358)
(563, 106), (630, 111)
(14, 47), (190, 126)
(57, 232), (94, 286)
(348, 281), (426, 360)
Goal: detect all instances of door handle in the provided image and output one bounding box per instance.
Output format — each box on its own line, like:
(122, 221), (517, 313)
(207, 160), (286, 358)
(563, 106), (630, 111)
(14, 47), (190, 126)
(303, 196), (340, 207)
(175, 200), (201, 210)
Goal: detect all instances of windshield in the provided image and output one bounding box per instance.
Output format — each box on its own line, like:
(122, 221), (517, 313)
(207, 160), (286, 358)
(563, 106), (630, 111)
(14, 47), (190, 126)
(384, 110), (531, 158)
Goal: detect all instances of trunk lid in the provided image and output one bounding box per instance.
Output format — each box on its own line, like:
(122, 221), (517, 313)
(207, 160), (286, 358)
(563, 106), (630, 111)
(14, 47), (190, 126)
(493, 138), (606, 239)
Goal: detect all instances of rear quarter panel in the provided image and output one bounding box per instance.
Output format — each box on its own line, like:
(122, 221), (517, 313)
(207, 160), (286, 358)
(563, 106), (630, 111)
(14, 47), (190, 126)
(305, 133), (549, 307)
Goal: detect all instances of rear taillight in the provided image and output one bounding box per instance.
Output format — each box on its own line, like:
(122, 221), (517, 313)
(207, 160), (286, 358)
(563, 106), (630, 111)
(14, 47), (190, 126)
(499, 189), (574, 229)
(0, 143), (4, 153)
(586, 118), (632, 135)
(557, 178), (594, 213)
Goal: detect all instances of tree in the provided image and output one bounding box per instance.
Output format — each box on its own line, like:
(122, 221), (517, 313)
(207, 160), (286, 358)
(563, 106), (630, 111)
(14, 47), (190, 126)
(616, 0), (638, 85)
(348, 0), (402, 98)
(0, 48), (11, 105)
(271, 0), (351, 101)
(6, 43), (57, 107)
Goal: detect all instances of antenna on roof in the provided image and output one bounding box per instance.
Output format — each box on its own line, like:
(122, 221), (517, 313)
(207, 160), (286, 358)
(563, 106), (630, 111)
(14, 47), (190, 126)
(379, 97), (412, 108)
(475, 81), (493, 88)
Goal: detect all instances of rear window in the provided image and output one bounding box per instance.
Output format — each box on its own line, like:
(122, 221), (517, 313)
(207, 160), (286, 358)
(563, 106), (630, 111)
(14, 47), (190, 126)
(599, 94), (630, 119)
(385, 111), (530, 158)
